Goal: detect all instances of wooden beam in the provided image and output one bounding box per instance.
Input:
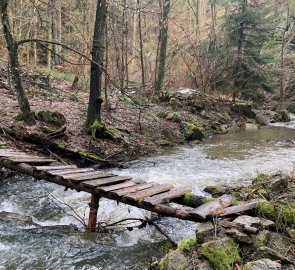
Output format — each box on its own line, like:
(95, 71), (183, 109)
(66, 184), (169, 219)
(87, 194), (100, 231)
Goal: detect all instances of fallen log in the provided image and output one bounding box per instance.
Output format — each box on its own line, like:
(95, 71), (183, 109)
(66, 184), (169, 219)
(0, 125), (115, 166)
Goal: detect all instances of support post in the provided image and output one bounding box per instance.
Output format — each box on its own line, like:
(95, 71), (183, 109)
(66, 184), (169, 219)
(87, 194), (100, 231)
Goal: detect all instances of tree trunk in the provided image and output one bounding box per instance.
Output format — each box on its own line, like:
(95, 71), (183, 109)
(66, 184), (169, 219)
(0, 0), (35, 124)
(155, 0), (170, 95)
(137, 0), (145, 89)
(86, 0), (107, 127)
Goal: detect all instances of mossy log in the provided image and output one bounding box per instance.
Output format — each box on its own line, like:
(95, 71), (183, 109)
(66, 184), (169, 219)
(0, 125), (115, 166)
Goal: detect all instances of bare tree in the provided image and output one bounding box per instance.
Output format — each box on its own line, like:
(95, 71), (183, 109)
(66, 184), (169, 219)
(0, 0), (35, 124)
(86, 0), (107, 128)
(155, 0), (170, 95)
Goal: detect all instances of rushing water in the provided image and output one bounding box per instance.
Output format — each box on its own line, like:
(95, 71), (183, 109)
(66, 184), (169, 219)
(1, 118), (295, 270)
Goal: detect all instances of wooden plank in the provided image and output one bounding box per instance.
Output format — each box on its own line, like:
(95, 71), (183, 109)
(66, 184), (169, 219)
(143, 187), (191, 205)
(63, 172), (115, 181)
(0, 153), (36, 158)
(97, 181), (137, 192)
(219, 199), (260, 217)
(111, 182), (158, 196)
(0, 149), (19, 153)
(190, 195), (232, 220)
(8, 157), (55, 164)
(34, 165), (77, 171)
(81, 176), (132, 188)
(125, 184), (174, 201)
(0, 151), (26, 155)
(47, 168), (94, 176)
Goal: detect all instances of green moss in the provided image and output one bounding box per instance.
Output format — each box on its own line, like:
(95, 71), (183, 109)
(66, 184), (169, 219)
(14, 113), (25, 121)
(278, 204), (295, 224)
(182, 192), (194, 205)
(252, 174), (270, 185)
(159, 257), (168, 270)
(158, 250), (189, 270)
(254, 231), (269, 248)
(88, 120), (116, 140)
(180, 122), (205, 141)
(204, 185), (224, 194)
(258, 200), (295, 224)
(78, 151), (104, 161)
(156, 140), (172, 147)
(242, 263), (252, 270)
(257, 200), (277, 220)
(177, 237), (197, 253)
(257, 188), (269, 199)
(36, 110), (66, 127)
(199, 238), (241, 270)
(231, 198), (243, 206)
(159, 240), (174, 255)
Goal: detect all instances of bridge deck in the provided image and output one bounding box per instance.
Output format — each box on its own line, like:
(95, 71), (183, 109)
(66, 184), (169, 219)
(0, 148), (259, 226)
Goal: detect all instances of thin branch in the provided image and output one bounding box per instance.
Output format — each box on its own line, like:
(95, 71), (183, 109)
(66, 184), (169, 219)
(17, 38), (151, 108)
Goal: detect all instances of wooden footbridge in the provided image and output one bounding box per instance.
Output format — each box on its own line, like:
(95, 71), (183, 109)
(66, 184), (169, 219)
(0, 147), (259, 230)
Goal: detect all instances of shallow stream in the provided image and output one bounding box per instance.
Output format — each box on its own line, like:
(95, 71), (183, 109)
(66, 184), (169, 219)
(1, 117), (295, 269)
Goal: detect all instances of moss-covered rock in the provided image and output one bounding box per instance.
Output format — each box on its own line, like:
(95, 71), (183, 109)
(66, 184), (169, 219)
(180, 192), (212, 207)
(257, 201), (277, 220)
(199, 237), (242, 270)
(36, 110), (66, 127)
(166, 112), (182, 123)
(257, 200), (295, 224)
(180, 122), (205, 141)
(195, 222), (214, 243)
(177, 237), (197, 253)
(204, 185), (224, 194)
(278, 203), (295, 224)
(156, 140), (172, 147)
(159, 250), (191, 270)
(254, 230), (270, 248)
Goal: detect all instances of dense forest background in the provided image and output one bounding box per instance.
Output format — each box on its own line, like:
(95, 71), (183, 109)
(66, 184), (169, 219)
(0, 0), (294, 106)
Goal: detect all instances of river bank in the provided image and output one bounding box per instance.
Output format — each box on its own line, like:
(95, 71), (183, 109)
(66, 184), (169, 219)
(0, 65), (291, 166)
(0, 123), (295, 269)
(153, 173), (295, 270)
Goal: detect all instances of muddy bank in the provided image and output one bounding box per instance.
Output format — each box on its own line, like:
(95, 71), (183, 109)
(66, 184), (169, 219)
(153, 173), (295, 270)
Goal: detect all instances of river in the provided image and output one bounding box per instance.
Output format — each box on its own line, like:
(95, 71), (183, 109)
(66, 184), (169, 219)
(0, 118), (295, 270)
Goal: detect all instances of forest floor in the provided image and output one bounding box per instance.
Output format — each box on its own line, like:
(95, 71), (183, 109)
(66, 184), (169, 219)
(0, 65), (286, 166)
